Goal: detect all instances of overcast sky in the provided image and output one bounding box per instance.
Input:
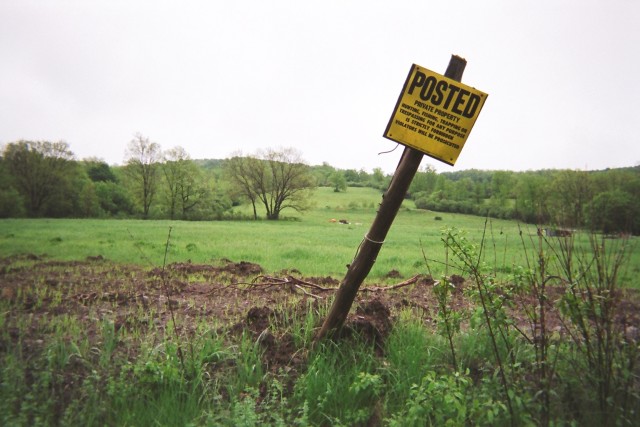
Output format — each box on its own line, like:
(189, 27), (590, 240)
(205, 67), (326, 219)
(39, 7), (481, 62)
(1, 0), (638, 173)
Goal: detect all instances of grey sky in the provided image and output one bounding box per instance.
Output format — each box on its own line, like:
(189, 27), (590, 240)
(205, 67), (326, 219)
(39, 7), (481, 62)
(1, 0), (638, 173)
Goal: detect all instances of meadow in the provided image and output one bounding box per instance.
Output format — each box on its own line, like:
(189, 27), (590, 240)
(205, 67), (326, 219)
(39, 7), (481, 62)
(4, 187), (631, 283)
(1, 187), (639, 425)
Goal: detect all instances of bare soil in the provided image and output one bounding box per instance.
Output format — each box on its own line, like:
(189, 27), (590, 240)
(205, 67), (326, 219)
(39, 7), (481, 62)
(2, 253), (640, 377)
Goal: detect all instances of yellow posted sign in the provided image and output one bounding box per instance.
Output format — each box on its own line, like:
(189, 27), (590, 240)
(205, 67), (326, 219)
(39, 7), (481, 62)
(384, 64), (487, 166)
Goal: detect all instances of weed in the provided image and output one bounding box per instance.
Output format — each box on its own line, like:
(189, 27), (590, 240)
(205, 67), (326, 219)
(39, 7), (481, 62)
(555, 233), (639, 425)
(273, 299), (321, 349)
(100, 319), (118, 368)
(231, 331), (265, 396)
(293, 339), (380, 425)
(0, 216), (638, 425)
(384, 311), (448, 413)
(387, 370), (470, 426)
(433, 277), (465, 371)
(441, 226), (518, 422)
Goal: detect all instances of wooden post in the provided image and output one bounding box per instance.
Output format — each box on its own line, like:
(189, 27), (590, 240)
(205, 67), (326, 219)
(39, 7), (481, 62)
(316, 55), (467, 341)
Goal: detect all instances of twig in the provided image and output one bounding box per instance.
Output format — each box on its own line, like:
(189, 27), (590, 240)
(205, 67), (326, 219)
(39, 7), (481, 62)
(161, 227), (187, 374)
(361, 275), (422, 292)
(221, 273), (425, 297)
(286, 276), (336, 291)
(294, 284), (323, 300)
(250, 275), (335, 291)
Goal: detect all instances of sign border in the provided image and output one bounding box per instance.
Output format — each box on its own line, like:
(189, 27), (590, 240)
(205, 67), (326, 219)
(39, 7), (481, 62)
(383, 64), (487, 166)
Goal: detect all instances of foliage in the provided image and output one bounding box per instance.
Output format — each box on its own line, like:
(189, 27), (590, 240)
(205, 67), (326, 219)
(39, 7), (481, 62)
(387, 370), (471, 426)
(224, 147), (316, 220)
(433, 277), (465, 371)
(2, 135), (638, 234)
(94, 181), (136, 217)
(1, 225), (639, 425)
(411, 166), (640, 234)
(1, 140), (78, 217)
(310, 161), (337, 187)
(330, 170), (347, 192)
(408, 164), (438, 196)
(585, 190), (639, 234)
(84, 159), (117, 183)
(161, 146), (208, 220)
(0, 187), (25, 218)
(123, 133), (162, 218)
(440, 226), (640, 426)
(554, 234), (638, 424)
(293, 340), (381, 425)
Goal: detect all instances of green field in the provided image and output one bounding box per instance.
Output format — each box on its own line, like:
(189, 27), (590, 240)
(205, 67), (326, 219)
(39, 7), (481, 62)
(2, 187), (640, 425)
(1, 186), (638, 285)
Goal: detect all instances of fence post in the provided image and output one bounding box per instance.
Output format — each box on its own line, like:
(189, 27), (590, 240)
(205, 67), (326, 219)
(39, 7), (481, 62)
(316, 55), (468, 341)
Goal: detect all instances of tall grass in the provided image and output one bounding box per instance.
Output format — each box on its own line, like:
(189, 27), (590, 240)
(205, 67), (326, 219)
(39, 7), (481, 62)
(293, 339), (382, 425)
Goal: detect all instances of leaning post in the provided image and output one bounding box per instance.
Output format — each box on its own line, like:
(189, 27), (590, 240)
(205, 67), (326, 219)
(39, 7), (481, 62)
(316, 55), (468, 341)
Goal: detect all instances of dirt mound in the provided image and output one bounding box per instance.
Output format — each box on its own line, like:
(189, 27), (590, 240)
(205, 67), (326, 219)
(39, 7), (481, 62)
(3, 255), (640, 386)
(305, 276), (340, 287)
(345, 298), (393, 354)
(384, 269), (403, 279)
(150, 259), (263, 279)
(245, 306), (273, 333)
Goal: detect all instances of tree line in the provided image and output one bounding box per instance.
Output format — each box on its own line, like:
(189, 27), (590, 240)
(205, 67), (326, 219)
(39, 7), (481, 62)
(1, 136), (639, 234)
(0, 136), (317, 221)
(408, 164), (640, 234)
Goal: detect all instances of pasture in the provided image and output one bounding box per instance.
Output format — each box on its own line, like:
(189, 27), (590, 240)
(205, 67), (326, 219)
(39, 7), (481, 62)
(4, 187), (631, 284)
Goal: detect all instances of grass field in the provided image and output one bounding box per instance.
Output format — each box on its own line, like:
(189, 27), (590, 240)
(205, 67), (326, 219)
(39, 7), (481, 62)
(2, 187), (640, 425)
(1, 186), (638, 285)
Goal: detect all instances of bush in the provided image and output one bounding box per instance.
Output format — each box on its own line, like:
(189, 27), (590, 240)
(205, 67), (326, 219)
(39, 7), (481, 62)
(95, 182), (136, 217)
(585, 190), (639, 234)
(0, 188), (25, 218)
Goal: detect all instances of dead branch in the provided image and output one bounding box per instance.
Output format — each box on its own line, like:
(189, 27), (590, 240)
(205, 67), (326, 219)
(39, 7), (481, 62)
(218, 274), (423, 296)
(286, 276), (336, 291)
(248, 275), (335, 291)
(294, 284), (324, 300)
(361, 275), (422, 292)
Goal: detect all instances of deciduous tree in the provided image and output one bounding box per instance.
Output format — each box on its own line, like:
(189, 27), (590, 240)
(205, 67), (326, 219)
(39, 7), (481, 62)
(123, 134), (161, 218)
(2, 140), (76, 216)
(547, 170), (592, 228)
(330, 171), (347, 192)
(409, 164), (438, 196)
(513, 173), (551, 223)
(161, 146), (206, 220)
(84, 158), (117, 183)
(585, 190), (639, 234)
(224, 153), (262, 219)
(224, 148), (316, 220)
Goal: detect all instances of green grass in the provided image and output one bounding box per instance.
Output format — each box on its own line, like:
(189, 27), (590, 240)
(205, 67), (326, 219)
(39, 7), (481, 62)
(1, 186), (639, 284)
(2, 208), (639, 425)
(293, 339), (382, 425)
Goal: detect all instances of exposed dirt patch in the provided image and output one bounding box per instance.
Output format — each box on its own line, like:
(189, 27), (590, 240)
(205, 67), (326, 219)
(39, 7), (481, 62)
(2, 254), (640, 379)
(383, 269), (403, 280)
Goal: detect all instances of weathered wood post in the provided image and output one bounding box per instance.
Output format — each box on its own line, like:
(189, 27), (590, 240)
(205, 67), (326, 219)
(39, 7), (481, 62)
(316, 55), (468, 340)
